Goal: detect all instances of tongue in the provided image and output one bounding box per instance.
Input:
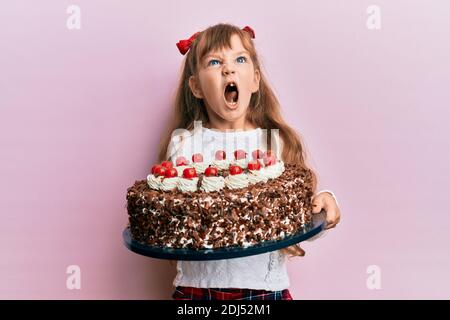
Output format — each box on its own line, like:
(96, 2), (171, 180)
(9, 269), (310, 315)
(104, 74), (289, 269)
(225, 91), (238, 103)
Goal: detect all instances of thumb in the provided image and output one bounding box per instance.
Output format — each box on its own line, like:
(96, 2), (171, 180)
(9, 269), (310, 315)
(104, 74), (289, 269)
(312, 197), (323, 214)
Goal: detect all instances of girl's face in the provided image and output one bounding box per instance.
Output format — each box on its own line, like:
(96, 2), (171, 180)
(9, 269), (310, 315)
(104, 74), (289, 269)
(189, 34), (260, 128)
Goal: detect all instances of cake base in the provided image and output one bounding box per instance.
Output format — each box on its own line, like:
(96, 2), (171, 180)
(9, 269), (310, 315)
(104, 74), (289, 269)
(123, 211), (326, 261)
(127, 164), (315, 250)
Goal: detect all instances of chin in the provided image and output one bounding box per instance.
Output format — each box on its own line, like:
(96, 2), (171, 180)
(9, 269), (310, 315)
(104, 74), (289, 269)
(219, 107), (247, 121)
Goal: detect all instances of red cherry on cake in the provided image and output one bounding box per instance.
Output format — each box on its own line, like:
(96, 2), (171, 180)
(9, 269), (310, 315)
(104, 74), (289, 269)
(164, 168), (178, 178)
(192, 153), (203, 163)
(153, 165), (167, 177)
(252, 149), (264, 160)
(215, 150), (226, 160)
(161, 161), (173, 169)
(234, 150), (247, 160)
(151, 164), (159, 174)
(183, 167), (197, 179)
(247, 160), (262, 171)
(205, 166), (219, 177)
(263, 155), (277, 167)
(229, 165), (243, 175)
(176, 156), (188, 166)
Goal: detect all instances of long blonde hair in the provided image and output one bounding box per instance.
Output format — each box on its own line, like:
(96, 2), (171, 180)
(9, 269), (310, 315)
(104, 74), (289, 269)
(159, 23), (317, 256)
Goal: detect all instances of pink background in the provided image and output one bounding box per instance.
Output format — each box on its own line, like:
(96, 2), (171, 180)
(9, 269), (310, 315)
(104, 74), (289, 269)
(1, 0), (449, 299)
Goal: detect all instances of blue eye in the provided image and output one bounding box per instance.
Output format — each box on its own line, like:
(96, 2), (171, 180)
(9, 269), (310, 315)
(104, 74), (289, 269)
(236, 56), (247, 63)
(208, 59), (220, 66)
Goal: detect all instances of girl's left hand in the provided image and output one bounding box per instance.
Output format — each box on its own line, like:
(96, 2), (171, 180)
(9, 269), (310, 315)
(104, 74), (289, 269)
(312, 192), (341, 229)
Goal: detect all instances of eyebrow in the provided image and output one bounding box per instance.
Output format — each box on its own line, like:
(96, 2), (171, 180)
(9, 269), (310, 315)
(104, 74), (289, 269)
(204, 51), (250, 60)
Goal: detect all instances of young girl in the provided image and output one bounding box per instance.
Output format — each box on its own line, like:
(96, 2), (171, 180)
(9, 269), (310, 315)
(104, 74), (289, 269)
(157, 23), (341, 300)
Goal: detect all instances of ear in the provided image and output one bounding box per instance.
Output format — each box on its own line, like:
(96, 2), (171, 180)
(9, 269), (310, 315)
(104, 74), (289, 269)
(188, 76), (204, 99)
(250, 69), (261, 93)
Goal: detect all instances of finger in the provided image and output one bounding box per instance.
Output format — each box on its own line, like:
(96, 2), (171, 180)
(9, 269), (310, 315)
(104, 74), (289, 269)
(297, 246), (306, 256)
(335, 209), (341, 221)
(312, 203), (322, 214)
(325, 222), (337, 230)
(330, 210), (341, 225)
(325, 219), (337, 229)
(311, 197), (323, 214)
(325, 216), (340, 229)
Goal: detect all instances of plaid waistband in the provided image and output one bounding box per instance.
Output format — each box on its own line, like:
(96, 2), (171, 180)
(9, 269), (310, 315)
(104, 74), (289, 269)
(173, 286), (293, 300)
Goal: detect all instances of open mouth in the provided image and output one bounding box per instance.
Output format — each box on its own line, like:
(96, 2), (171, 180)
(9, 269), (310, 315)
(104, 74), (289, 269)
(224, 82), (239, 107)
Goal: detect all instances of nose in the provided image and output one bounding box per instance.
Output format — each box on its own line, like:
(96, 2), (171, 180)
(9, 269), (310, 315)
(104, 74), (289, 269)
(222, 63), (235, 75)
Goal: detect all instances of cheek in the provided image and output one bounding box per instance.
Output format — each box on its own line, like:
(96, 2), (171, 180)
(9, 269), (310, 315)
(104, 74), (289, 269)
(199, 74), (220, 97)
(203, 84), (220, 102)
(243, 69), (257, 91)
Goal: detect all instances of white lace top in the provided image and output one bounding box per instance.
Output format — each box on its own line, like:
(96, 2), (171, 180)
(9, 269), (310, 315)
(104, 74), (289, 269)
(166, 126), (333, 290)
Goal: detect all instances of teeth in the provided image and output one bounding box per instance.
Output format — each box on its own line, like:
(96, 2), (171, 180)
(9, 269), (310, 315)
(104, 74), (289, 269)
(227, 98), (237, 105)
(224, 82), (238, 106)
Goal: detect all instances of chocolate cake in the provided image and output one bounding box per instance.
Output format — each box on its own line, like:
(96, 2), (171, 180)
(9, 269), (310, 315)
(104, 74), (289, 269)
(126, 150), (315, 250)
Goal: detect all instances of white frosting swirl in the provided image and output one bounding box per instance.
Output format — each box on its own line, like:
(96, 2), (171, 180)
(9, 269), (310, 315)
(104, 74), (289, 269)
(178, 178), (199, 192)
(200, 176), (225, 192)
(231, 159), (249, 168)
(247, 169), (269, 184)
(262, 160), (285, 179)
(225, 173), (249, 189)
(174, 165), (189, 177)
(159, 177), (179, 191)
(212, 159), (230, 171)
(147, 174), (163, 190)
(191, 162), (209, 174)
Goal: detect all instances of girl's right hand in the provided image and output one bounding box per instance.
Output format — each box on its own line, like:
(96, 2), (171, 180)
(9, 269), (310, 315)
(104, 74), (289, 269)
(312, 192), (341, 230)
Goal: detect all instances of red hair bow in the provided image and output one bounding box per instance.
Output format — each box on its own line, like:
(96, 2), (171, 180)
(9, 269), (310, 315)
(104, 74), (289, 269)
(176, 26), (256, 55)
(176, 31), (201, 55)
(242, 26), (255, 39)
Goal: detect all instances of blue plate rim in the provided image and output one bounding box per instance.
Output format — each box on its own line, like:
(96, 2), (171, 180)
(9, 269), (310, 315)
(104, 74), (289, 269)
(123, 211), (326, 261)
